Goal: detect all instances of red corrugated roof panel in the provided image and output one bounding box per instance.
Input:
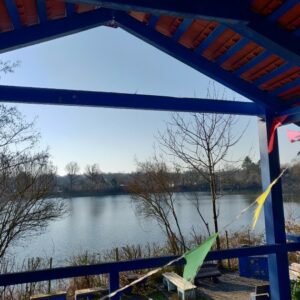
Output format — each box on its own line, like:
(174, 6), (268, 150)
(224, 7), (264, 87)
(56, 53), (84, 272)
(259, 67), (300, 91)
(202, 29), (241, 61)
(179, 20), (218, 50)
(277, 3), (300, 30)
(0, 0), (13, 32)
(76, 3), (95, 14)
(222, 42), (264, 72)
(16, 0), (38, 27)
(241, 55), (285, 82)
(46, 0), (66, 20)
(129, 12), (150, 23)
(155, 16), (183, 37)
(279, 85), (300, 100)
(251, 0), (283, 15)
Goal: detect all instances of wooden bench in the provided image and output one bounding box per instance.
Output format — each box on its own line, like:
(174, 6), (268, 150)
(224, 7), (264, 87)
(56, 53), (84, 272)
(162, 272), (196, 300)
(75, 287), (108, 300)
(289, 262), (300, 281)
(195, 263), (221, 284)
(249, 284), (270, 300)
(30, 291), (67, 300)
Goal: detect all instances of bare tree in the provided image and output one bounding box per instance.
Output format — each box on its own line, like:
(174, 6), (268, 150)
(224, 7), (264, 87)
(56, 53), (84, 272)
(65, 161), (80, 191)
(85, 164), (106, 191)
(0, 105), (65, 260)
(159, 111), (244, 250)
(128, 157), (187, 255)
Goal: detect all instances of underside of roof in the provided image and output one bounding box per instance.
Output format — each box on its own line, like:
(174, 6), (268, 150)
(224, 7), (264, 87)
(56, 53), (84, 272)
(0, 0), (300, 122)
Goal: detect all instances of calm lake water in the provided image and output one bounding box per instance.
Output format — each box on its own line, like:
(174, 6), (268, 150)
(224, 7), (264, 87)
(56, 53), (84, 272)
(11, 192), (300, 265)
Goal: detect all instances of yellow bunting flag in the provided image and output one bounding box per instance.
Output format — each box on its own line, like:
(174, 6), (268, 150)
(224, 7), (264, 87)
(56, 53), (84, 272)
(252, 169), (286, 229)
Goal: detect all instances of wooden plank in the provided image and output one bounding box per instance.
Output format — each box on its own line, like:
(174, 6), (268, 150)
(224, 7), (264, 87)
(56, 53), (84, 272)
(163, 273), (196, 290)
(290, 263), (300, 273)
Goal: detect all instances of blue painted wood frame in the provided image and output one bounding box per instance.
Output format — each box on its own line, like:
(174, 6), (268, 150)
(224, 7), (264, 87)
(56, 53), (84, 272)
(66, 0), (250, 24)
(115, 12), (284, 111)
(0, 85), (264, 116)
(258, 113), (291, 300)
(37, 0), (48, 23)
(4, 0), (22, 30)
(0, 8), (111, 54)
(68, 1), (300, 64)
(1, 243), (300, 286)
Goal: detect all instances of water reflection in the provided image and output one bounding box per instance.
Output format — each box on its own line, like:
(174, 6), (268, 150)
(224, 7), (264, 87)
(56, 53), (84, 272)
(11, 192), (300, 263)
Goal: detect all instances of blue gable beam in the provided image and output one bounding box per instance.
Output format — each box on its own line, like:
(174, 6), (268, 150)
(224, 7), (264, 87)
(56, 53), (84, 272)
(66, 0), (250, 24)
(114, 13), (283, 111)
(37, 0), (48, 23)
(0, 85), (264, 116)
(4, 0), (22, 30)
(0, 8), (111, 54)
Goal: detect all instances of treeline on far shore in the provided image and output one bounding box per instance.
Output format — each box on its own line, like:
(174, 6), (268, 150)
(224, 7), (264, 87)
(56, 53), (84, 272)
(53, 157), (300, 198)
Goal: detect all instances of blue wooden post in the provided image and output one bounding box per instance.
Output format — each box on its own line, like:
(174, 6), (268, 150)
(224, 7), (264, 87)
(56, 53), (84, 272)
(109, 271), (120, 300)
(258, 113), (291, 300)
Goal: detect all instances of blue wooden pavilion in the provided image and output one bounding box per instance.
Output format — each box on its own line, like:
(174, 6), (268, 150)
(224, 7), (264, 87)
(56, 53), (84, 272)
(0, 1), (300, 299)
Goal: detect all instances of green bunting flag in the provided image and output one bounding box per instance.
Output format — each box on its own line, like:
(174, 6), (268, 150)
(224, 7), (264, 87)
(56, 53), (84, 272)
(183, 233), (218, 282)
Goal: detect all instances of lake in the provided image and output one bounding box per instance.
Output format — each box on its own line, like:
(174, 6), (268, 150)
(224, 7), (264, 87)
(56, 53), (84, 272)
(11, 192), (300, 265)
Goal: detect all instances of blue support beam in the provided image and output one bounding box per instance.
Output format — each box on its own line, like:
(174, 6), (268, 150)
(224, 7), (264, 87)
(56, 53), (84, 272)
(115, 12), (284, 111)
(258, 113), (291, 300)
(278, 105), (300, 124)
(0, 8), (111, 54)
(37, 0), (48, 23)
(271, 77), (300, 96)
(66, 3), (76, 16)
(110, 272), (120, 300)
(4, 0), (22, 30)
(65, 0), (250, 24)
(0, 85), (264, 116)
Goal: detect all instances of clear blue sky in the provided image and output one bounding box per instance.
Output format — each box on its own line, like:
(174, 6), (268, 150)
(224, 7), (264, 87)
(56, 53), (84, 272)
(0, 26), (298, 175)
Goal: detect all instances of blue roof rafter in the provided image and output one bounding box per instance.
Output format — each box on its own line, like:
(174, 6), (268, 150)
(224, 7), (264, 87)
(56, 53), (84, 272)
(194, 24), (226, 55)
(230, 18), (300, 66)
(0, 85), (264, 117)
(215, 38), (249, 65)
(271, 78), (300, 96)
(66, 3), (76, 16)
(233, 50), (271, 76)
(112, 13), (282, 111)
(4, 0), (22, 30)
(267, 0), (299, 22)
(37, 0), (48, 23)
(172, 19), (193, 42)
(0, 8), (112, 54)
(253, 63), (293, 86)
(66, 0), (250, 24)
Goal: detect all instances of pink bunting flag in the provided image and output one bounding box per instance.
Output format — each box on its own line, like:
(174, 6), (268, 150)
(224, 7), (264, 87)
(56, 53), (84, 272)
(287, 129), (300, 143)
